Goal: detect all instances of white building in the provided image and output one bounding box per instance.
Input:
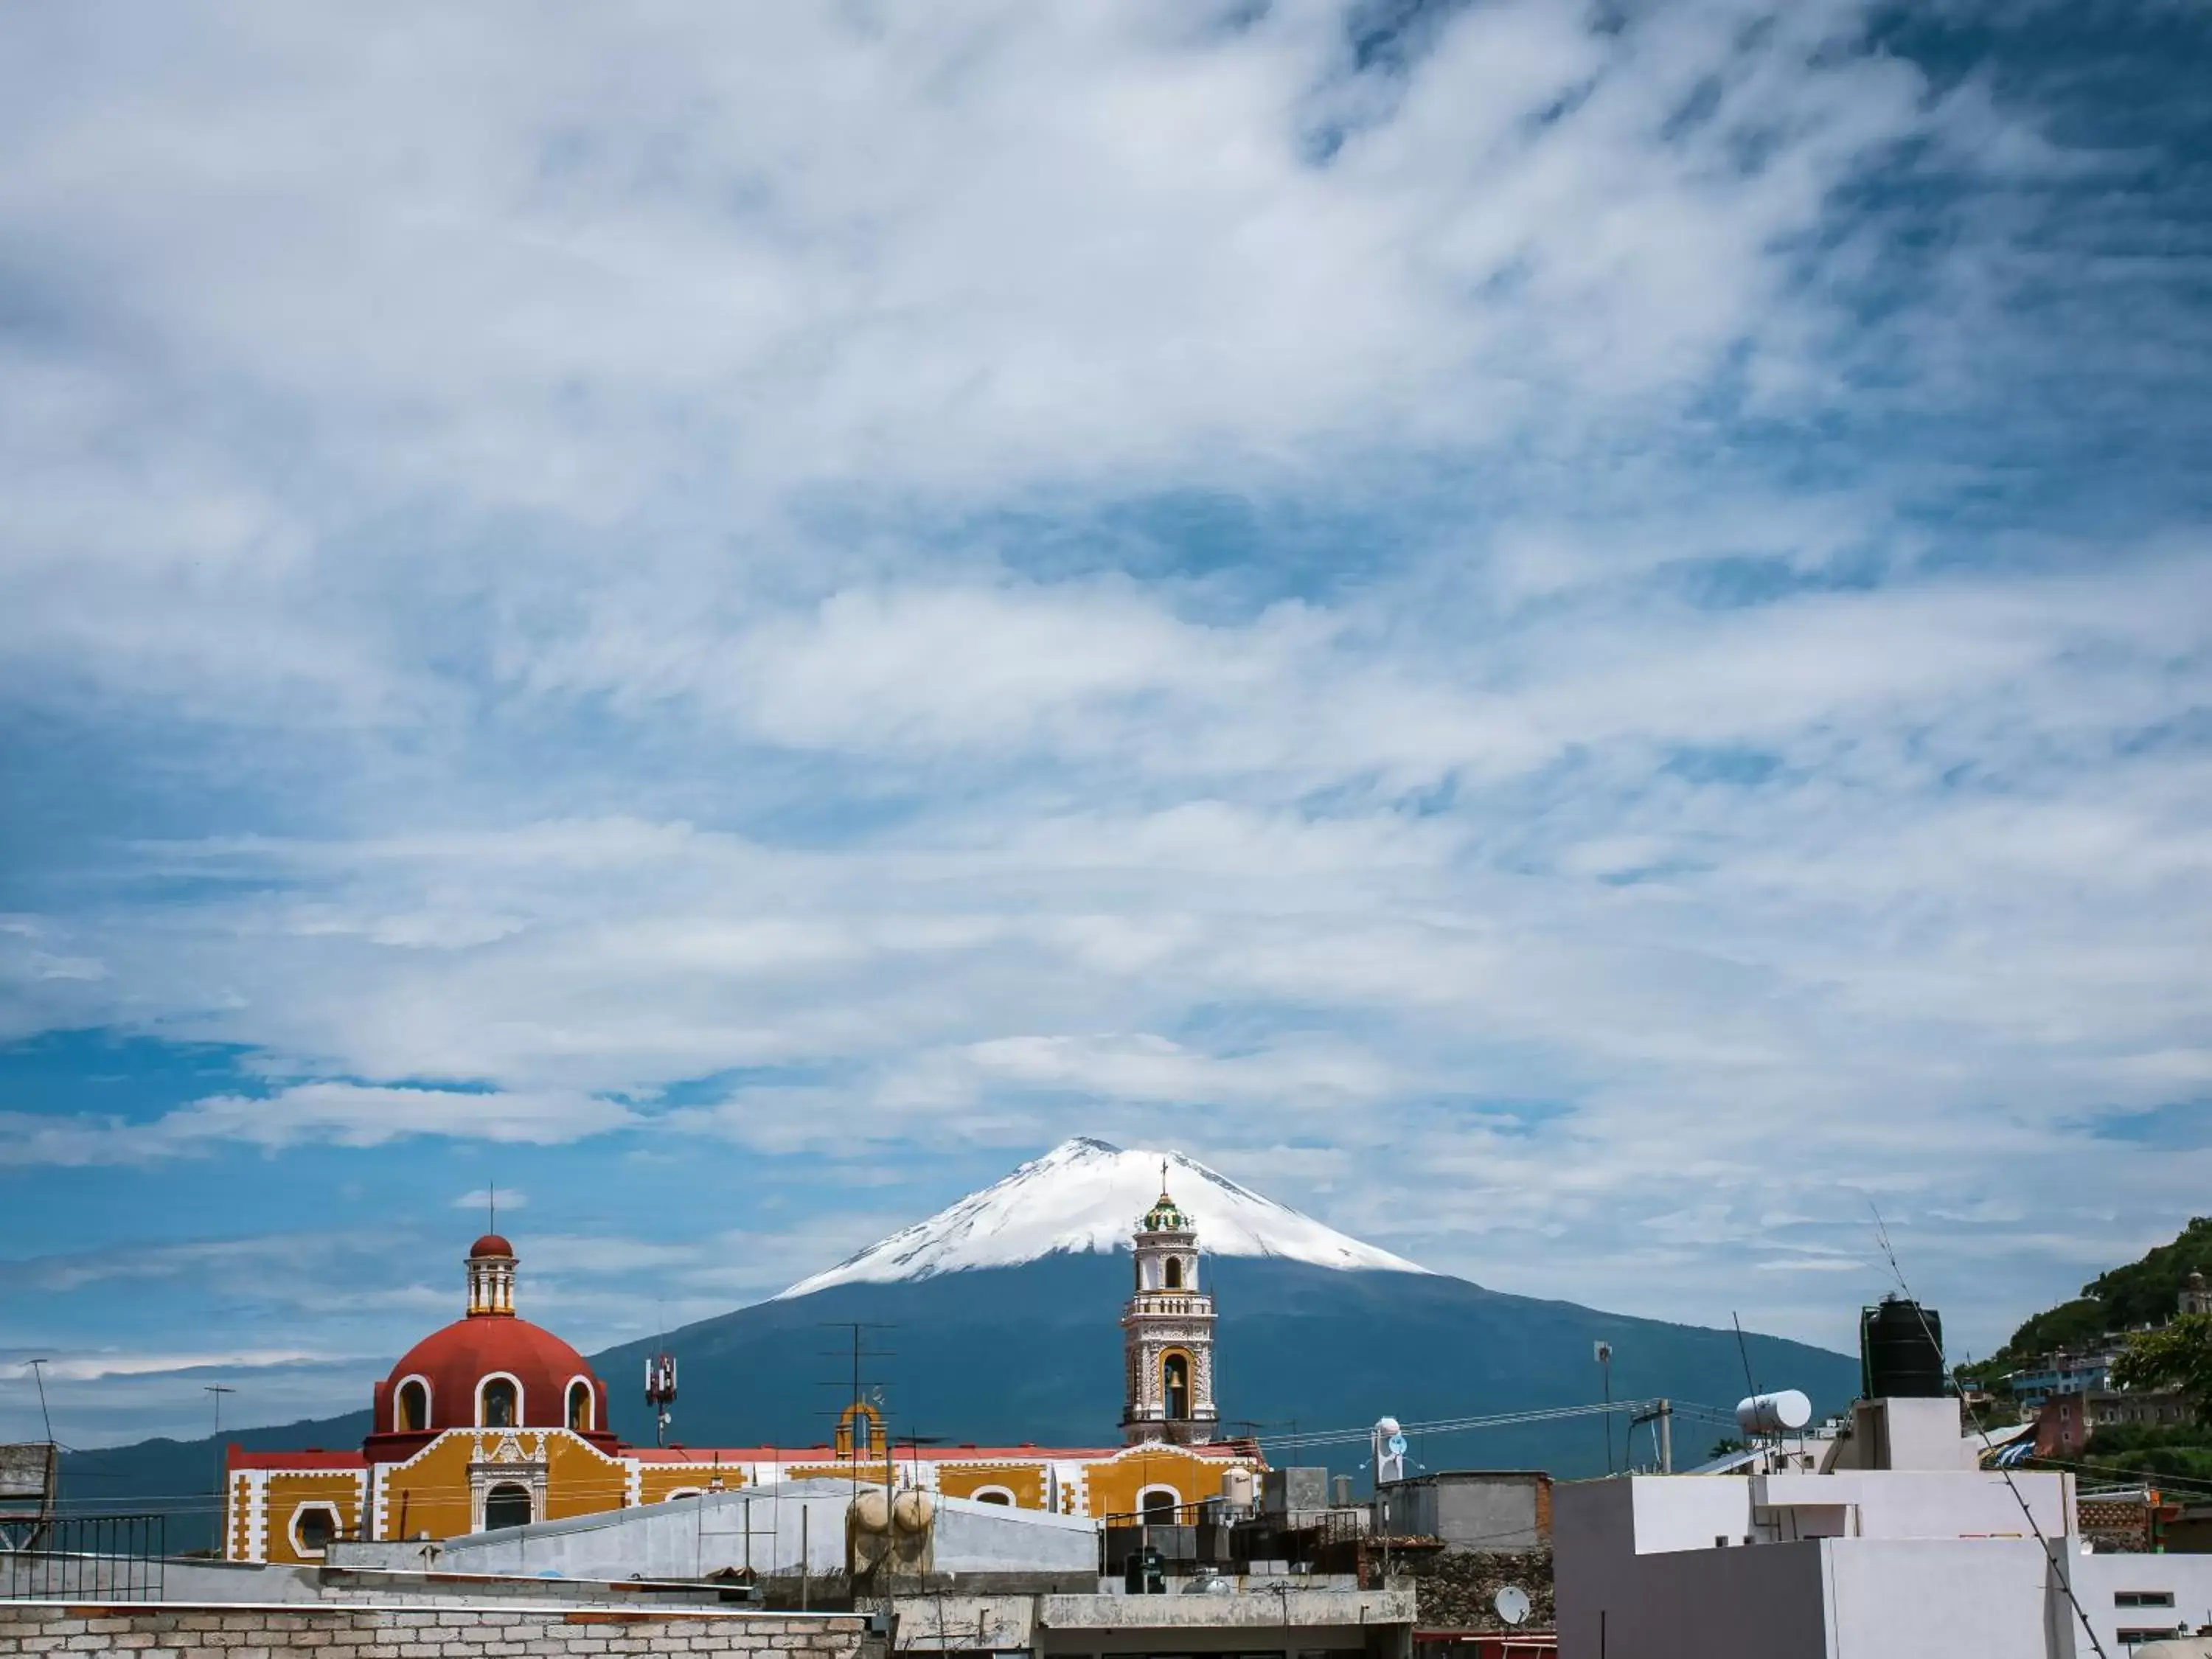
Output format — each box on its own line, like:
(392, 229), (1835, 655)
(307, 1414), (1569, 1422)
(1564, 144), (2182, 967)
(1555, 1397), (2212, 1658)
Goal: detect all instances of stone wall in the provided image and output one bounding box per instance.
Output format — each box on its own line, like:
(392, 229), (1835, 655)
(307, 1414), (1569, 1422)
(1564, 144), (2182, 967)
(0, 1601), (881, 1659)
(1395, 1546), (1554, 1632)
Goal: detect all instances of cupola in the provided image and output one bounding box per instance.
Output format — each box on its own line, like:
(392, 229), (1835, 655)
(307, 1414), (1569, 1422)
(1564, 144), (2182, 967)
(467, 1233), (517, 1317)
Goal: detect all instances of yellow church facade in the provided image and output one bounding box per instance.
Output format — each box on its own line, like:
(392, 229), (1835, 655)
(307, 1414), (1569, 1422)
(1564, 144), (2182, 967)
(226, 1186), (1262, 1565)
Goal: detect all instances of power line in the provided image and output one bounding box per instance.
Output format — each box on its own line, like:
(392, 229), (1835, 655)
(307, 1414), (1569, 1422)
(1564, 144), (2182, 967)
(1869, 1201), (2108, 1659)
(1258, 1397), (1674, 1453)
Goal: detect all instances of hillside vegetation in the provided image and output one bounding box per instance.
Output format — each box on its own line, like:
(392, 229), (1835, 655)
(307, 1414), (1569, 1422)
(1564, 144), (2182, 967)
(1979, 1215), (2212, 1371)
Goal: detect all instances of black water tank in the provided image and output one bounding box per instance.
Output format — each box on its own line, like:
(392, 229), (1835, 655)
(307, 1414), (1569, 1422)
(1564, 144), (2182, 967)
(1860, 1296), (1947, 1399)
(1123, 1546), (1165, 1595)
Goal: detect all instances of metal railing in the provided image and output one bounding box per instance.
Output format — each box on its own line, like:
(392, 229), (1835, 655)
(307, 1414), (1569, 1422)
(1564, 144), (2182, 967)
(0, 1513), (167, 1601)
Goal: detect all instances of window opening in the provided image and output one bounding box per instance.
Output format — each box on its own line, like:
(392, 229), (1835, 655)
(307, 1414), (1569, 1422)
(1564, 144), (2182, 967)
(395, 1380), (428, 1433)
(484, 1482), (533, 1531)
(294, 1506), (338, 1555)
(481, 1377), (518, 1427)
(566, 1380), (593, 1432)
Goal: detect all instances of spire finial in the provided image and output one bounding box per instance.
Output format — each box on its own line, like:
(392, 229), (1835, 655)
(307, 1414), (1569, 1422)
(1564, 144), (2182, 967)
(488, 1181), (495, 1234)
(1161, 1156), (1169, 1193)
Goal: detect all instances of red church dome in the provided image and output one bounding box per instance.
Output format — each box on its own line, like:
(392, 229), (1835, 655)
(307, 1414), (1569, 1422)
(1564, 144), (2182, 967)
(363, 1234), (616, 1461)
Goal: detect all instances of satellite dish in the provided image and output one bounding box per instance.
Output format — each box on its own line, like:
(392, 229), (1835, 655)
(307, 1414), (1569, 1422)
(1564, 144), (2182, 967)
(1494, 1585), (1530, 1627)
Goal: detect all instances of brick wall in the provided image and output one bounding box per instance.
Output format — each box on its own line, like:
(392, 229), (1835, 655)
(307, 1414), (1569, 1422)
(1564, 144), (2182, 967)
(0, 1601), (881, 1659)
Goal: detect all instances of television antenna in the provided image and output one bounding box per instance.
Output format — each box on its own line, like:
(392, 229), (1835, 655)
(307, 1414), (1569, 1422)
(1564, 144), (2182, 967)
(205, 1383), (237, 1500)
(26, 1358), (54, 1444)
(1593, 1341), (1613, 1472)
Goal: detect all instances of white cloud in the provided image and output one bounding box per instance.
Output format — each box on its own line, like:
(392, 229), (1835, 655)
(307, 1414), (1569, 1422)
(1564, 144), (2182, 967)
(0, 0), (2206, 1381)
(0, 1085), (636, 1166)
(453, 1186), (526, 1214)
(2, 1349), (336, 1384)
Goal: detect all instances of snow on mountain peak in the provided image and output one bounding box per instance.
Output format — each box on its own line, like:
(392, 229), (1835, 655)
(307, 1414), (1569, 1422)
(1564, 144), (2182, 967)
(776, 1138), (1426, 1298)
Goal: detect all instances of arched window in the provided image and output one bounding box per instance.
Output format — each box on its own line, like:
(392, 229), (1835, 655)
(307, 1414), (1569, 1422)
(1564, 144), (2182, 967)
(1139, 1487), (1179, 1523)
(483, 1482), (532, 1531)
(292, 1503), (340, 1556)
(970, 1486), (1016, 1506)
(479, 1376), (519, 1428)
(395, 1378), (429, 1433)
(1164, 1352), (1190, 1420)
(566, 1379), (594, 1432)
(1164, 1257), (1183, 1290)
(852, 1413), (872, 1454)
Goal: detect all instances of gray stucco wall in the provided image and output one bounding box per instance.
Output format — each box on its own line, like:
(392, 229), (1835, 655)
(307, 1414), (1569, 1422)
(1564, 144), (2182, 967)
(440, 1480), (1098, 1582)
(1382, 1474), (1546, 1550)
(1556, 1531), (1831, 1659)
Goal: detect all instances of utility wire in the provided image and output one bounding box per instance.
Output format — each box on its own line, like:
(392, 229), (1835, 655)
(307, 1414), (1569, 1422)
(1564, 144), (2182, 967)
(1257, 1397), (1671, 1452)
(1869, 1202), (2108, 1659)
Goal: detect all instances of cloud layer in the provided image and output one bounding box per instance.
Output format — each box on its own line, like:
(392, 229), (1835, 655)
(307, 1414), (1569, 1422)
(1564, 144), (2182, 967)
(2, 0), (2210, 1443)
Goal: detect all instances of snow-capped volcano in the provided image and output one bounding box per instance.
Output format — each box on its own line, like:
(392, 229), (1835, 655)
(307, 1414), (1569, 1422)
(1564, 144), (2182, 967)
(777, 1138), (1426, 1298)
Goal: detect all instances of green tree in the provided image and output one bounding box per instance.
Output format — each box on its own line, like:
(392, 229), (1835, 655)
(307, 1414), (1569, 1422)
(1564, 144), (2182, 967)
(2112, 1312), (2212, 1425)
(1979, 1216), (2212, 1373)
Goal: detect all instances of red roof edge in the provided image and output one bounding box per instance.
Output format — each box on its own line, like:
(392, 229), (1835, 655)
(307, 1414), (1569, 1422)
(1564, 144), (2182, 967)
(228, 1447), (366, 1470)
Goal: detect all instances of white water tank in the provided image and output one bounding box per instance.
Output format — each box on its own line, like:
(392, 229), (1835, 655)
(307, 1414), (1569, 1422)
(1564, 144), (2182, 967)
(1221, 1467), (1256, 1506)
(1736, 1390), (1814, 1434)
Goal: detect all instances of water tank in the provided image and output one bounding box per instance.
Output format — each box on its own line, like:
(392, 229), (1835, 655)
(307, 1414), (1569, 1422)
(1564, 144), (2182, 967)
(1860, 1296), (1947, 1399)
(890, 1489), (933, 1534)
(1736, 1390), (1814, 1434)
(849, 1489), (891, 1534)
(1123, 1545), (1166, 1596)
(1220, 1467), (1256, 1506)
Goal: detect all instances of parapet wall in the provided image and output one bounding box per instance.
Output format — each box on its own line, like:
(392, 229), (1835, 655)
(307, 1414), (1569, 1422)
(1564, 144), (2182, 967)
(0, 1600), (882, 1659)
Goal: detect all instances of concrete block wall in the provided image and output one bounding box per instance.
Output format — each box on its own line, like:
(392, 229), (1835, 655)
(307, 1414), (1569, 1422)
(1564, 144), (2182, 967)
(0, 1601), (882, 1659)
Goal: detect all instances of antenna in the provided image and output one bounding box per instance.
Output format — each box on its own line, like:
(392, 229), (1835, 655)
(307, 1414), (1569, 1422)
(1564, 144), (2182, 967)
(1593, 1341), (1613, 1473)
(205, 1383), (237, 1502)
(818, 1321), (894, 1581)
(1731, 1312), (1761, 1403)
(27, 1358), (53, 1445)
(1865, 1201), (2109, 1659)
(644, 1307), (678, 1449)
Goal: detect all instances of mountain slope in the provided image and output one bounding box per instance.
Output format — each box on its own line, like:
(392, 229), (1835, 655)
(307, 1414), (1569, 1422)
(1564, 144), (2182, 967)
(61, 1138), (1860, 1551)
(600, 1253), (1857, 1464)
(782, 1138), (1422, 1296)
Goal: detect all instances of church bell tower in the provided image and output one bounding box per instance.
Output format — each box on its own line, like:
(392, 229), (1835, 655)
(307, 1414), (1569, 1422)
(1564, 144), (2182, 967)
(1121, 1163), (1219, 1445)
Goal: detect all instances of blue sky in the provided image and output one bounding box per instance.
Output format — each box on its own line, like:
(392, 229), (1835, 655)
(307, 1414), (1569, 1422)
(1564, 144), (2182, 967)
(3, 0), (2210, 1448)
